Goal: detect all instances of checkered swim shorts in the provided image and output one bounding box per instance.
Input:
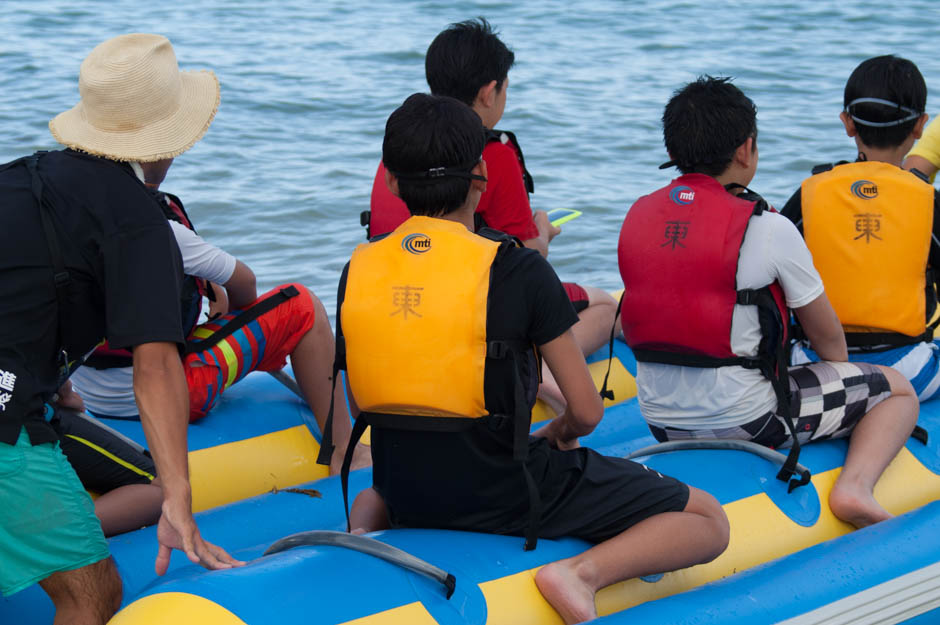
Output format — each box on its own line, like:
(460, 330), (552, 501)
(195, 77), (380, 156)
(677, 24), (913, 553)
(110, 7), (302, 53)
(649, 361), (892, 448)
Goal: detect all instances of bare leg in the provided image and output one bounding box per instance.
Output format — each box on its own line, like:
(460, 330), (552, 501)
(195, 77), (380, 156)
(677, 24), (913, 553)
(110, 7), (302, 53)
(289, 289), (371, 475)
(569, 287), (618, 356)
(349, 487), (390, 534)
(829, 365), (918, 528)
(535, 487), (728, 624)
(39, 556), (122, 625)
(537, 287), (618, 415)
(94, 477), (163, 537)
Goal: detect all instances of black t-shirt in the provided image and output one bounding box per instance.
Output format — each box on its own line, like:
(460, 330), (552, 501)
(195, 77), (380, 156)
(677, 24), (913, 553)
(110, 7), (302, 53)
(0, 150), (184, 444)
(338, 240), (578, 533)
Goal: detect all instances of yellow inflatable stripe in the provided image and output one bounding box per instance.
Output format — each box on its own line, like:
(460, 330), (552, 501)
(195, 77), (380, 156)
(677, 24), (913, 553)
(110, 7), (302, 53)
(342, 601), (439, 624)
(341, 446), (940, 625)
(531, 356), (635, 425)
(188, 425), (329, 512)
(109, 592), (248, 625)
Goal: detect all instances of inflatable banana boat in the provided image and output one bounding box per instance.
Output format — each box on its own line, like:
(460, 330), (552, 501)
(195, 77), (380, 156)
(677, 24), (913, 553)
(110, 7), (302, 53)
(5, 340), (940, 624)
(0, 342), (636, 624)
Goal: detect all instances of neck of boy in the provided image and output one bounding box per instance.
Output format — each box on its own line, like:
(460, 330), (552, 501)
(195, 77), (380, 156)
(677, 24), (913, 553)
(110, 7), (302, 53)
(438, 202), (476, 232)
(854, 141), (909, 168)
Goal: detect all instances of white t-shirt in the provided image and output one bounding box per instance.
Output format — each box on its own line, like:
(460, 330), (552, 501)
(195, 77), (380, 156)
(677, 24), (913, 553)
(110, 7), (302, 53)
(637, 210), (824, 429)
(71, 197), (237, 417)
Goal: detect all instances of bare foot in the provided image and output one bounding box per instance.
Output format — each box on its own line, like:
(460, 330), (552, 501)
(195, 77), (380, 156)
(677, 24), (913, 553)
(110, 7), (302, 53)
(829, 483), (893, 528)
(535, 561), (597, 625)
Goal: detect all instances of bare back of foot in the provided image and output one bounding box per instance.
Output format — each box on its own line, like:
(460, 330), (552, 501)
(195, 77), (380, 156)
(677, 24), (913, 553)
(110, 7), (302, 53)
(535, 561), (597, 625)
(829, 484), (893, 528)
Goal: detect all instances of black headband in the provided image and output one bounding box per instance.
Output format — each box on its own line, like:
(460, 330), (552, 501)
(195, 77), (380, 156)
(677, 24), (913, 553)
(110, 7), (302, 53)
(845, 97), (923, 128)
(390, 158), (486, 185)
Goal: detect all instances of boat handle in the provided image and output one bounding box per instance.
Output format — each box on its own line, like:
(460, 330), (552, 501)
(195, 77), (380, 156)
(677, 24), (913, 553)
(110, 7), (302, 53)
(625, 439), (812, 486)
(263, 530), (456, 599)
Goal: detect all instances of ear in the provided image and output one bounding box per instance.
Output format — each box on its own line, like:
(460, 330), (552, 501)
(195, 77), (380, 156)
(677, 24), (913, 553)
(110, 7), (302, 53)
(474, 80), (498, 110)
(733, 137), (755, 169)
(471, 159), (487, 193)
(384, 168), (401, 198)
(913, 113), (929, 140)
(840, 111), (858, 138)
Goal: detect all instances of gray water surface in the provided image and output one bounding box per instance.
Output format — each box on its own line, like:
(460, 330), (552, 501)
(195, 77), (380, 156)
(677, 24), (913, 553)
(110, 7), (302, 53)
(2, 1), (938, 318)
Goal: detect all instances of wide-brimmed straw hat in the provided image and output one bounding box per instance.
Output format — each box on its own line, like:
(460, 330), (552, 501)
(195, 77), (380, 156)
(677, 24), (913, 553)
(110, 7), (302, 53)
(49, 33), (219, 162)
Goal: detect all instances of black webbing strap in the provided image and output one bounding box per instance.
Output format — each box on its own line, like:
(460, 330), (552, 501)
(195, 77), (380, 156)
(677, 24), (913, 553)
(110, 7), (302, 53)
(489, 339), (541, 550)
(340, 414), (370, 532)
(315, 346), (342, 466)
(184, 285), (299, 354)
(598, 292), (625, 401)
(912, 425), (929, 445)
(742, 286), (809, 492)
(24, 153), (74, 377)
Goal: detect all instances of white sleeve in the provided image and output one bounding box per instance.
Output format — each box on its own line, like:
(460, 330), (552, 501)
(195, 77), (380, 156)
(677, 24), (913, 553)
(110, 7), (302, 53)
(767, 213), (825, 308)
(168, 221), (237, 285)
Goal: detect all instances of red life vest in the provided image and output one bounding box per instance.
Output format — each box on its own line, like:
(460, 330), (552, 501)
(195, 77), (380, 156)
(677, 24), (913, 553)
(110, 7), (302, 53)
(618, 174), (807, 490)
(618, 174), (788, 369)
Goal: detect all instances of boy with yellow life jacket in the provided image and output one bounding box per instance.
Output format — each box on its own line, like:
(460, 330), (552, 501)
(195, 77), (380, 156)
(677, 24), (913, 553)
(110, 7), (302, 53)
(619, 76), (919, 530)
(324, 93), (729, 625)
(366, 19), (619, 415)
(782, 56), (940, 403)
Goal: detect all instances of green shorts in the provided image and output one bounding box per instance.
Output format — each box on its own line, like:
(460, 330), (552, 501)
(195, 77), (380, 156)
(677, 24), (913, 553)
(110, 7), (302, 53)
(0, 426), (110, 596)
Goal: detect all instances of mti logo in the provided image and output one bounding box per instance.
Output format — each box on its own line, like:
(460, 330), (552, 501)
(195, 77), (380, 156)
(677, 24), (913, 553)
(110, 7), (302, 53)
(402, 233), (432, 254)
(669, 186), (695, 205)
(850, 180), (878, 200)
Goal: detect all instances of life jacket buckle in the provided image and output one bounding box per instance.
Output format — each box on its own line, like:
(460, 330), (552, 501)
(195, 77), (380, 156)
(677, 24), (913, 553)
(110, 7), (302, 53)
(487, 340), (509, 359)
(53, 271), (70, 287)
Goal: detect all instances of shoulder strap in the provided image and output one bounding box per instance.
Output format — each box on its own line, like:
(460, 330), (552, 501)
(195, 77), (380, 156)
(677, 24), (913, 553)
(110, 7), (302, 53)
(487, 128), (535, 195)
(23, 153), (77, 383)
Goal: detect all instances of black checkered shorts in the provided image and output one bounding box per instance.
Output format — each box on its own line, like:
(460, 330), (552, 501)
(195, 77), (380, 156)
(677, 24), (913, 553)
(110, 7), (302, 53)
(648, 361), (891, 448)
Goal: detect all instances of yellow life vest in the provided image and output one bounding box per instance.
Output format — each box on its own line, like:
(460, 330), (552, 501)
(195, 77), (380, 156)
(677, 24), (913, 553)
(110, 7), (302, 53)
(342, 215), (501, 422)
(802, 161), (935, 340)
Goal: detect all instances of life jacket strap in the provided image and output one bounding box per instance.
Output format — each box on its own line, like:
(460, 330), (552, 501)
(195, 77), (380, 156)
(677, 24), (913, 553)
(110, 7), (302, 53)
(184, 285), (300, 354)
(24, 153), (76, 384)
(340, 415), (370, 533)
(598, 292), (625, 401)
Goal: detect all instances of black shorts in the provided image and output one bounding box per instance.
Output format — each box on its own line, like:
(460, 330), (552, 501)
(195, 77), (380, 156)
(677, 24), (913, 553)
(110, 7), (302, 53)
(51, 409), (156, 492)
(529, 442), (690, 544)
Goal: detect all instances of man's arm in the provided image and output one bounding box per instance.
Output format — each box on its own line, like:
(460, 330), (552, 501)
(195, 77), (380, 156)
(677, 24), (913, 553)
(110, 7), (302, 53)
(133, 341), (243, 574)
(222, 260), (257, 309)
(792, 293), (848, 362)
(531, 330), (603, 448)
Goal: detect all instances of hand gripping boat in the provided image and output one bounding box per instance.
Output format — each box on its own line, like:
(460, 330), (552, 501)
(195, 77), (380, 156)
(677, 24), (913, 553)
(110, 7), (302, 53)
(6, 340), (940, 624)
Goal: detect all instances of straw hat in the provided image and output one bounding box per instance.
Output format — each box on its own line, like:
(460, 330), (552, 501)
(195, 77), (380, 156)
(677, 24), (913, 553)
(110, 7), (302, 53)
(49, 33), (220, 162)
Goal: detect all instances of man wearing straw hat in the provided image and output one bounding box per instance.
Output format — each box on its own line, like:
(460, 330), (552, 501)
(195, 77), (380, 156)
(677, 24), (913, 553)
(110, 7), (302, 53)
(0, 33), (241, 623)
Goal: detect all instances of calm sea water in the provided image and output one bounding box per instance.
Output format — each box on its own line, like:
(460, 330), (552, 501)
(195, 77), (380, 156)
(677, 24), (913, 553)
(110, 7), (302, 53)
(1, 1), (939, 319)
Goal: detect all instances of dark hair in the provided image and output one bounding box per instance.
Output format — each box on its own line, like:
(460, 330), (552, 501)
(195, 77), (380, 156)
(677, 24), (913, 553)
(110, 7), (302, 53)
(843, 55), (926, 148)
(425, 18), (515, 106)
(383, 93), (486, 217)
(662, 76), (757, 177)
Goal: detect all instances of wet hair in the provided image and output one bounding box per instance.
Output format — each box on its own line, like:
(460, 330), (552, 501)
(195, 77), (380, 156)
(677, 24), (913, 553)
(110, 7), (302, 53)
(662, 76), (757, 177)
(843, 55), (926, 149)
(425, 18), (515, 106)
(383, 93), (486, 217)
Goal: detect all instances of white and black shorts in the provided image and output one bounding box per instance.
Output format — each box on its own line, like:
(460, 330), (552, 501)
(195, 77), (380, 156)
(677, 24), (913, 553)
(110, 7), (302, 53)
(649, 361), (891, 449)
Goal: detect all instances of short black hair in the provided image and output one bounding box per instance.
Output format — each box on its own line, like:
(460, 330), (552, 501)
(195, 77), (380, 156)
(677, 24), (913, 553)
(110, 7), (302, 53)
(844, 55), (926, 149)
(425, 18), (515, 106)
(662, 76), (757, 177)
(383, 93), (486, 217)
